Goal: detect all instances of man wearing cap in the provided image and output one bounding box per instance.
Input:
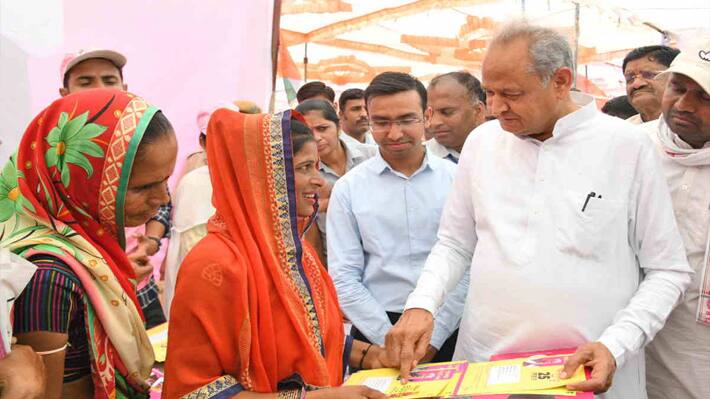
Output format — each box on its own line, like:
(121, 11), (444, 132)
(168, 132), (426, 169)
(59, 49), (127, 96)
(60, 49), (169, 328)
(642, 41), (710, 399)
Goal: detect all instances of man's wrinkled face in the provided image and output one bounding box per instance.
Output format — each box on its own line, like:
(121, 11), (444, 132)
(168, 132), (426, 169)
(624, 57), (669, 116)
(662, 73), (710, 147)
(61, 58), (126, 96)
(482, 39), (563, 139)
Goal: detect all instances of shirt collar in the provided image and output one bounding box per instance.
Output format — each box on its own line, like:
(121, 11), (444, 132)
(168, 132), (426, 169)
(550, 91), (597, 138)
(369, 147), (437, 176)
(425, 138), (460, 160)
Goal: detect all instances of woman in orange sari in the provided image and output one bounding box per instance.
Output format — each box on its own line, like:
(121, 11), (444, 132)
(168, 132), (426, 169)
(164, 109), (387, 398)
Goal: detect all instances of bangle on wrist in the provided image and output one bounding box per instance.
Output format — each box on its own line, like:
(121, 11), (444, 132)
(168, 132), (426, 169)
(277, 388), (304, 399)
(358, 343), (373, 370)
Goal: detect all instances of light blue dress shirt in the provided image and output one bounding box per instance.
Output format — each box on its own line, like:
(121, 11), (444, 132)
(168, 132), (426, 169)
(327, 150), (469, 348)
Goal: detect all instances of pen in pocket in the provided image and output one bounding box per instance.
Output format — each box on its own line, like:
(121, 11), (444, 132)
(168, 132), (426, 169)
(581, 191), (602, 212)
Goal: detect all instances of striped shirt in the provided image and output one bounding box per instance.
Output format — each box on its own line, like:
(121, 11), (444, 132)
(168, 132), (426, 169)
(13, 254), (91, 382)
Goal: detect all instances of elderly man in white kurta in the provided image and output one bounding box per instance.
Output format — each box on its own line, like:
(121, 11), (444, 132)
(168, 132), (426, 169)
(642, 41), (710, 399)
(383, 22), (693, 399)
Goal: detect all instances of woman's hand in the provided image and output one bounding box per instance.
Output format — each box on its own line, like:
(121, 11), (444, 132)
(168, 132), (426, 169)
(0, 344), (47, 399)
(308, 386), (386, 399)
(361, 345), (388, 370)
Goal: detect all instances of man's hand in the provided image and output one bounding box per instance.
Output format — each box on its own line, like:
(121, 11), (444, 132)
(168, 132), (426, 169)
(0, 344), (46, 399)
(383, 308), (434, 382)
(135, 234), (159, 256)
(127, 241), (155, 282)
(561, 342), (616, 394)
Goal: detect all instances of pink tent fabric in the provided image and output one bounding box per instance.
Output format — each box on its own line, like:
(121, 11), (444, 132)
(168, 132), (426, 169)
(2, 0), (275, 278)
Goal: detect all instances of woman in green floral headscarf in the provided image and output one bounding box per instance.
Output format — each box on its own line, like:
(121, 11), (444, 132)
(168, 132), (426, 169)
(1, 88), (177, 398)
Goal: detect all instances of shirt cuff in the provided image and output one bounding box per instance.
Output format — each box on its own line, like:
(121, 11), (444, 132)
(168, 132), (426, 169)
(404, 294), (439, 316)
(430, 326), (448, 350)
(596, 328), (639, 369)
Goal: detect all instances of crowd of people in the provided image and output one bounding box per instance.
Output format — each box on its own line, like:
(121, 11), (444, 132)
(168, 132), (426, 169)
(0, 20), (708, 399)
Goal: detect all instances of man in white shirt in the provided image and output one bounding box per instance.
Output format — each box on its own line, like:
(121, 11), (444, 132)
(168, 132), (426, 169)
(642, 41), (710, 399)
(623, 45), (680, 124)
(338, 88), (376, 145)
(384, 22), (693, 399)
(425, 71), (487, 163)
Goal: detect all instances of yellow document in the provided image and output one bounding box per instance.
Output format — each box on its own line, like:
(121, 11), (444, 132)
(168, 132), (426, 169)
(345, 355), (586, 398)
(147, 322), (169, 362)
(458, 354), (585, 395)
(345, 361), (468, 398)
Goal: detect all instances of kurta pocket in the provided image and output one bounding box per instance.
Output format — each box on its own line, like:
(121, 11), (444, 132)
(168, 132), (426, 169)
(555, 189), (626, 260)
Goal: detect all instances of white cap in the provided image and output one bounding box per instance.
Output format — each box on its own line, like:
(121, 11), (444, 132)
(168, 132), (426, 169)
(660, 40), (710, 95)
(60, 49), (127, 81)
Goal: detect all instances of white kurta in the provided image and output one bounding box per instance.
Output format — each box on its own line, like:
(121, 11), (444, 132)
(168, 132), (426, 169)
(644, 119), (710, 399)
(164, 166), (214, 318)
(405, 93), (693, 399)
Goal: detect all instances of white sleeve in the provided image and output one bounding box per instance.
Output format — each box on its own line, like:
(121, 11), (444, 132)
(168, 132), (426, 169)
(405, 142), (478, 315)
(597, 137), (693, 368)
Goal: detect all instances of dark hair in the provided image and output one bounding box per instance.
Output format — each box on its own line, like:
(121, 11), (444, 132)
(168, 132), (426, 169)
(364, 72), (427, 112)
(429, 71), (486, 104)
(136, 111), (174, 159)
(622, 45), (680, 72)
(295, 99), (340, 128)
(290, 119), (316, 154)
(338, 88), (365, 112)
(601, 95), (638, 119)
(296, 81), (335, 103)
(62, 58), (124, 88)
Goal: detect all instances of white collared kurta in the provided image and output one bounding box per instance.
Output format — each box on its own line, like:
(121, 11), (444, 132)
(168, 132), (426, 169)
(405, 93), (693, 399)
(643, 119), (710, 399)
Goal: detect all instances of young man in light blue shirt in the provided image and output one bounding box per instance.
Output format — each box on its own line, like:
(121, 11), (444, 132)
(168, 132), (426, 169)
(327, 72), (469, 363)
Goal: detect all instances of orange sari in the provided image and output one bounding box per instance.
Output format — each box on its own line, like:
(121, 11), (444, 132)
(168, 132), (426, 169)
(163, 110), (345, 398)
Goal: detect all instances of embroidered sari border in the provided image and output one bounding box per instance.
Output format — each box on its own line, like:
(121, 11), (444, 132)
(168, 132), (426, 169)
(115, 105), (158, 247)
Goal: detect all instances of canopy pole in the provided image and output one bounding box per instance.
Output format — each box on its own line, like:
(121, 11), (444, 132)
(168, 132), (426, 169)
(304, 42), (309, 82)
(573, 2), (580, 89)
(521, 0), (526, 13)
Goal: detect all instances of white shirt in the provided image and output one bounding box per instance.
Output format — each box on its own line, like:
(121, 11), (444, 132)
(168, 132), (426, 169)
(626, 113), (644, 125)
(164, 166), (214, 318)
(0, 249), (36, 356)
(643, 119), (710, 399)
(424, 138), (460, 163)
(405, 93), (693, 399)
(340, 130), (376, 146)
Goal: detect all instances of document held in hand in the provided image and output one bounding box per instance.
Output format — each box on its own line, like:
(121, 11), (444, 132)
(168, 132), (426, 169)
(344, 354), (587, 398)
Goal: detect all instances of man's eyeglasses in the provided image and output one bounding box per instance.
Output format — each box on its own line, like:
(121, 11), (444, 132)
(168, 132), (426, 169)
(624, 70), (663, 84)
(370, 118), (424, 132)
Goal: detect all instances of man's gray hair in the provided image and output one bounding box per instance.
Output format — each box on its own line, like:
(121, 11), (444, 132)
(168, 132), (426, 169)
(490, 21), (573, 85)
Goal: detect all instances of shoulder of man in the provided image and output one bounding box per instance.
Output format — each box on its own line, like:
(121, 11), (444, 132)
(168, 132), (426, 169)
(348, 140), (378, 160)
(427, 152), (458, 177)
(459, 119), (505, 154)
(595, 111), (657, 147)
